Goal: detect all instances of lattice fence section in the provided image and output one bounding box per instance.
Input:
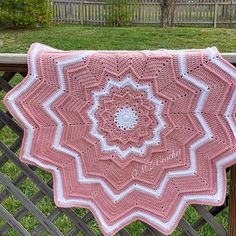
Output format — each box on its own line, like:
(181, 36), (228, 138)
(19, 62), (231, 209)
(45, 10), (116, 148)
(0, 65), (234, 236)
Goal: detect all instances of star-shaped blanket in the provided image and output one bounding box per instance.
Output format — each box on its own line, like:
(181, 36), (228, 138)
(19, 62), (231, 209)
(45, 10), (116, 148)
(4, 43), (236, 235)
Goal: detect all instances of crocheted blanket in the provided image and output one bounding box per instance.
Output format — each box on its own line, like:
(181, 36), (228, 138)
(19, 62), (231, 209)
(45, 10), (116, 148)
(4, 43), (236, 236)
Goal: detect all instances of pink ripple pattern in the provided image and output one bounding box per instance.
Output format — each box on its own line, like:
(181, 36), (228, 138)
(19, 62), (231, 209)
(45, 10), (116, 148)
(3, 43), (236, 236)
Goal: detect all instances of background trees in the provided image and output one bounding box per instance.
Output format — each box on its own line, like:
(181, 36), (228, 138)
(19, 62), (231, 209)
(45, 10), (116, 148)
(105, 0), (136, 26)
(0, 0), (52, 28)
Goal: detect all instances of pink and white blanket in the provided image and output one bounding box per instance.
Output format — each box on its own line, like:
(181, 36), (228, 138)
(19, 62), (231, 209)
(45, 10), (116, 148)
(4, 43), (236, 235)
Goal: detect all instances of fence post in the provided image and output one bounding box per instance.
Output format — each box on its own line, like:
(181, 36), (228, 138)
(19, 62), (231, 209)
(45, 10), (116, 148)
(80, 0), (84, 25)
(229, 0), (233, 27)
(50, 0), (54, 23)
(214, 1), (218, 28)
(228, 164), (236, 236)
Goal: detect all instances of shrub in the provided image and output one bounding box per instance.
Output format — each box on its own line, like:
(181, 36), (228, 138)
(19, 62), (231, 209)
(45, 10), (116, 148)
(0, 0), (52, 28)
(105, 0), (136, 26)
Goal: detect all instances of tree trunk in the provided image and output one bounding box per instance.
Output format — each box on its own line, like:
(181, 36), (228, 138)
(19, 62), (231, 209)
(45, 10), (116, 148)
(170, 0), (177, 26)
(160, 0), (168, 28)
(160, 0), (177, 28)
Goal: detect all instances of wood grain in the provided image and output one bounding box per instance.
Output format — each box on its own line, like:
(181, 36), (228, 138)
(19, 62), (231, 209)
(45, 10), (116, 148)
(229, 164), (236, 236)
(0, 52), (236, 66)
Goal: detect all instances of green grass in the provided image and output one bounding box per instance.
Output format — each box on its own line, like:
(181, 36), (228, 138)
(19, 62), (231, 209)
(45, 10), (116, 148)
(0, 24), (234, 235)
(0, 24), (236, 52)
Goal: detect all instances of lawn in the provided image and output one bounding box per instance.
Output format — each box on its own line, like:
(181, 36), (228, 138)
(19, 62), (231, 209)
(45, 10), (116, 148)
(0, 24), (234, 236)
(0, 24), (236, 53)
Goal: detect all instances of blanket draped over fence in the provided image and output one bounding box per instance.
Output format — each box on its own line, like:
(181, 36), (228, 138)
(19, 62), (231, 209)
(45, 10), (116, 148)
(3, 43), (236, 236)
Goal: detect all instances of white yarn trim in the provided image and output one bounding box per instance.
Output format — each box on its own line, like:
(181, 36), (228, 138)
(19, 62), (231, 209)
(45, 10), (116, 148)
(206, 47), (236, 139)
(114, 106), (138, 131)
(87, 76), (165, 158)
(5, 42), (236, 235)
(225, 90), (236, 139)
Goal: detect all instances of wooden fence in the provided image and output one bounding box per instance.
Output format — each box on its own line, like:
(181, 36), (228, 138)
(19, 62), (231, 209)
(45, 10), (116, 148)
(51, 0), (236, 26)
(0, 53), (236, 235)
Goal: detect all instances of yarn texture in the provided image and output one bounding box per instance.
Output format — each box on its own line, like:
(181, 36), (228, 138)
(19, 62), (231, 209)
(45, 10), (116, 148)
(4, 43), (236, 236)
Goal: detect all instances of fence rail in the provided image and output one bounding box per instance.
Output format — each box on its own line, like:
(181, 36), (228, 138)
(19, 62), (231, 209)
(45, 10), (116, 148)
(1, 52), (236, 64)
(51, 0), (236, 26)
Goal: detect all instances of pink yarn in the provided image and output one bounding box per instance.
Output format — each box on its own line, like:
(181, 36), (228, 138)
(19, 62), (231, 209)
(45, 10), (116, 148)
(4, 43), (236, 236)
